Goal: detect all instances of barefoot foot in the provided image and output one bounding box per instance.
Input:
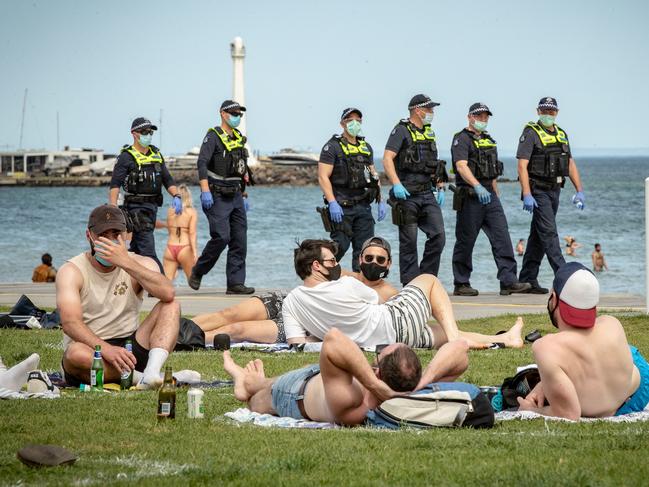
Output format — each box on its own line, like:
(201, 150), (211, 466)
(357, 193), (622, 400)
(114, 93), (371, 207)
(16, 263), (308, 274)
(503, 317), (525, 349)
(223, 351), (251, 402)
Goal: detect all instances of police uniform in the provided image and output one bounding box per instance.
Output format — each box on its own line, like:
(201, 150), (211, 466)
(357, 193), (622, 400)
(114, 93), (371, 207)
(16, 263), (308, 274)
(192, 101), (252, 290)
(517, 98), (571, 288)
(110, 132), (175, 272)
(450, 103), (527, 295)
(319, 128), (378, 272)
(386, 96), (447, 284)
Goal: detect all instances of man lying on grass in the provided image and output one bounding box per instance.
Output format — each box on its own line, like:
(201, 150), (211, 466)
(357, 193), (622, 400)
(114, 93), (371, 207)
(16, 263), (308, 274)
(517, 262), (649, 420)
(224, 328), (469, 425)
(282, 239), (524, 350)
(193, 237), (398, 345)
(56, 205), (182, 389)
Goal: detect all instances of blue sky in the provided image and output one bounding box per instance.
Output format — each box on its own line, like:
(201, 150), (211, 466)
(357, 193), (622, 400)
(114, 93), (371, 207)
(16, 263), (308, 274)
(1, 0), (648, 156)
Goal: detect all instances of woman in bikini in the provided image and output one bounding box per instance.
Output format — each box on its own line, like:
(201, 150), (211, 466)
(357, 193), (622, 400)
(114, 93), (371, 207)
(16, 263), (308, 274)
(160, 184), (198, 281)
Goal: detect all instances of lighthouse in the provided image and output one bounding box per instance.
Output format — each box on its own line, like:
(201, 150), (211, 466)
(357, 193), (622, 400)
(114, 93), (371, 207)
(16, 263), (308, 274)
(230, 36), (258, 166)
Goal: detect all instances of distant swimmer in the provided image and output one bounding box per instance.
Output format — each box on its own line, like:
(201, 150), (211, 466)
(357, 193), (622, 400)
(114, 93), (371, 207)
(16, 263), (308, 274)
(591, 243), (609, 272)
(516, 239), (526, 256)
(564, 236), (582, 257)
(516, 97), (585, 294)
(32, 253), (57, 283)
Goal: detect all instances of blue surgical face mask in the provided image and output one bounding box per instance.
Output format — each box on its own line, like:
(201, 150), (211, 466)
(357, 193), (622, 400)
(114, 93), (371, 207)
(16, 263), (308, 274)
(473, 120), (488, 132)
(139, 134), (152, 147)
(91, 238), (118, 267)
(539, 114), (555, 128)
(227, 114), (241, 128)
(422, 111), (434, 125)
(346, 119), (362, 137)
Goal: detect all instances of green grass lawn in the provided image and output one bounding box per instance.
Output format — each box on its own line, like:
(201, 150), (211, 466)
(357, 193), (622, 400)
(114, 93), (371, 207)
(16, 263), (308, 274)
(1, 311), (648, 486)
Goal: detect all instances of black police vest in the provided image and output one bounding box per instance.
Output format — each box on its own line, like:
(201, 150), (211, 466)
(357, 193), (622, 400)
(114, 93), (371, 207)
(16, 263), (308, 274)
(525, 122), (570, 182)
(395, 120), (444, 190)
(123, 145), (164, 196)
(329, 135), (377, 192)
(207, 127), (249, 182)
(453, 129), (503, 186)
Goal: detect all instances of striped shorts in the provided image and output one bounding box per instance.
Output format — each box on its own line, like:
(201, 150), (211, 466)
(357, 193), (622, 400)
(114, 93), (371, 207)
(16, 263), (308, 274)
(384, 285), (434, 349)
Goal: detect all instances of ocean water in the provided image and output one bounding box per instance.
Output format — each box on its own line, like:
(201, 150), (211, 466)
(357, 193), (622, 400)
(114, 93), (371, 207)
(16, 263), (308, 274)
(0, 156), (647, 295)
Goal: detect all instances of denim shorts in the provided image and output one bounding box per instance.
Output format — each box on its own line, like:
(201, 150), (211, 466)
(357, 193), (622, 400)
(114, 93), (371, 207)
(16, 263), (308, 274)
(271, 364), (321, 419)
(616, 346), (649, 415)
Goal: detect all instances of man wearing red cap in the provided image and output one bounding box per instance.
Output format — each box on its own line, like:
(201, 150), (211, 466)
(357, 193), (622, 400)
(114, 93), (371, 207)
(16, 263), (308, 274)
(518, 262), (649, 420)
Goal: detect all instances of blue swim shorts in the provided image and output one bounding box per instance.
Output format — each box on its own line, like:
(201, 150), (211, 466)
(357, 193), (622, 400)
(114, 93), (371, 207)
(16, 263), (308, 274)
(616, 346), (649, 415)
(271, 364), (320, 419)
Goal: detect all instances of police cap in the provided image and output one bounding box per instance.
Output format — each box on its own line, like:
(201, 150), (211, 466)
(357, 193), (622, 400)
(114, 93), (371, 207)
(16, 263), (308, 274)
(468, 103), (493, 116)
(408, 94), (440, 110)
(341, 107), (363, 121)
(220, 100), (247, 114)
(538, 97), (559, 110)
(130, 117), (158, 132)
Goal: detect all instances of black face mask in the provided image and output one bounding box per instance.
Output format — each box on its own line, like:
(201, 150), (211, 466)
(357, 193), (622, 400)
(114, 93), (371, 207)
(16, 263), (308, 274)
(547, 296), (559, 329)
(321, 263), (342, 281)
(360, 262), (389, 282)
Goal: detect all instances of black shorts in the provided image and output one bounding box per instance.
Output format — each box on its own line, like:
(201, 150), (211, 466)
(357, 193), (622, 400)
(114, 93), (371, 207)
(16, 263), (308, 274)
(62, 332), (150, 388)
(254, 290), (288, 343)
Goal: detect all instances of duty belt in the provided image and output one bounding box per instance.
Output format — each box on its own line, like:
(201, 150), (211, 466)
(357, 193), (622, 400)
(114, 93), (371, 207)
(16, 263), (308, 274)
(404, 182), (432, 194)
(124, 193), (162, 206)
(207, 170), (242, 182)
(530, 178), (562, 191)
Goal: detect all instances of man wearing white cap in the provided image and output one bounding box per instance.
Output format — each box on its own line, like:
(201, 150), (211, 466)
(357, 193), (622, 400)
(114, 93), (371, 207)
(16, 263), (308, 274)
(518, 262), (649, 420)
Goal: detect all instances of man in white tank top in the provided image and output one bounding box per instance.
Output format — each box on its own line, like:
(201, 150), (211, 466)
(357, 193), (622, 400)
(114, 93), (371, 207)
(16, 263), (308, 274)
(56, 205), (180, 389)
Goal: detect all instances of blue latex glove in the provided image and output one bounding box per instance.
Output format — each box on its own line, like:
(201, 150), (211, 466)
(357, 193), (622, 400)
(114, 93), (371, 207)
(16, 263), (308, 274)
(522, 193), (538, 214)
(435, 188), (445, 206)
(572, 191), (585, 210)
(244, 198), (250, 213)
(172, 195), (183, 215)
(328, 200), (344, 223)
(200, 191), (214, 210)
(474, 184), (491, 205)
(392, 183), (410, 200)
(377, 201), (387, 222)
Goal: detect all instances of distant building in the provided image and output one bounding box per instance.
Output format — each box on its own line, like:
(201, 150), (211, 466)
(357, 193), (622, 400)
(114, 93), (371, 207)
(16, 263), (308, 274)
(0, 147), (105, 176)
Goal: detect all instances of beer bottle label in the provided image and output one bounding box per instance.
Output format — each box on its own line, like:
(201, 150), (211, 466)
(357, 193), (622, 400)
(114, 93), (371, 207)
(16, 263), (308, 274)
(160, 402), (171, 415)
(120, 370), (131, 380)
(90, 370), (97, 386)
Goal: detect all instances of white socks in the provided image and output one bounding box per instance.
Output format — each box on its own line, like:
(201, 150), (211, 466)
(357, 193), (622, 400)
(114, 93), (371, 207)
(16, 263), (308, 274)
(134, 368), (201, 385)
(0, 353), (40, 392)
(141, 348), (169, 384)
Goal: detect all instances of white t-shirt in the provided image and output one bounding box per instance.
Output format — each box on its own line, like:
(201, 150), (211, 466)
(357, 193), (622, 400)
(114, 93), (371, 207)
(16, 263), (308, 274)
(282, 276), (395, 347)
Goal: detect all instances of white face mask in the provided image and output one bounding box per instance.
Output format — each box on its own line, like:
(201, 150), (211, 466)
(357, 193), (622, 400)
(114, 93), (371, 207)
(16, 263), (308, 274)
(421, 111), (434, 125)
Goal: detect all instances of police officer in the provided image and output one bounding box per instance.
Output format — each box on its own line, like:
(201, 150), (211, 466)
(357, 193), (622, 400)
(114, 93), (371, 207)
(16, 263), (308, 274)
(450, 103), (531, 296)
(188, 100), (254, 294)
(382, 94), (448, 285)
(517, 97), (585, 293)
(109, 117), (181, 272)
(318, 107), (386, 271)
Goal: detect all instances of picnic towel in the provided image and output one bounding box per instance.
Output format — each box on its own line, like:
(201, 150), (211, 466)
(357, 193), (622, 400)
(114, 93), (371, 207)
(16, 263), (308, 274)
(224, 408), (338, 429)
(496, 405), (649, 423)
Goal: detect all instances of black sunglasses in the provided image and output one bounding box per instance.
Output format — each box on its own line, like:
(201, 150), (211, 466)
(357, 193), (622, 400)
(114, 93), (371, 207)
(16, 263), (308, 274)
(363, 254), (387, 265)
(138, 130), (154, 136)
(227, 112), (243, 117)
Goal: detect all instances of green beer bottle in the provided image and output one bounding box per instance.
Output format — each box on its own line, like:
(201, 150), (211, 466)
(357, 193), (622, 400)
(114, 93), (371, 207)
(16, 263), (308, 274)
(157, 366), (176, 420)
(90, 345), (104, 391)
(120, 340), (134, 390)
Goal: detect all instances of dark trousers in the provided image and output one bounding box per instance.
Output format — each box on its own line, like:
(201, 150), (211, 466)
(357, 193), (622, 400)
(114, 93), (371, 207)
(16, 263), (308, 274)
(519, 187), (565, 285)
(126, 202), (162, 273)
(194, 192), (247, 287)
(330, 202), (375, 272)
(452, 189), (517, 287)
(397, 191), (445, 285)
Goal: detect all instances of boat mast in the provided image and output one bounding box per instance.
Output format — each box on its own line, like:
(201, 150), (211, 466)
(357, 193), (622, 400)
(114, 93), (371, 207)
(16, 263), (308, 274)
(18, 88), (27, 150)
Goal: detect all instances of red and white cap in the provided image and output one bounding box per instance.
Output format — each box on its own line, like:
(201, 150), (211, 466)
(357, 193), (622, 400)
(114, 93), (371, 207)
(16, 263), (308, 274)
(552, 262), (600, 328)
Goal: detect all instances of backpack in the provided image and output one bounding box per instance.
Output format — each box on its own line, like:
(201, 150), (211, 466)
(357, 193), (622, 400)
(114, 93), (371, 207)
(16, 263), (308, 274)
(366, 382), (494, 429)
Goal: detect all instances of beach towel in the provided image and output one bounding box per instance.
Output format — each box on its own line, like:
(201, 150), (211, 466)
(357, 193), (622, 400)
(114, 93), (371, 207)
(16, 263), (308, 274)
(496, 405), (649, 423)
(224, 408), (338, 429)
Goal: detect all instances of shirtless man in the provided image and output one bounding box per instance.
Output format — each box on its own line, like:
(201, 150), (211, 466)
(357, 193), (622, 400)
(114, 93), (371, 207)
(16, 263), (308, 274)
(517, 262), (649, 420)
(283, 239), (524, 350)
(223, 328), (469, 425)
(57, 205), (181, 389)
(591, 243), (608, 272)
(192, 236), (398, 344)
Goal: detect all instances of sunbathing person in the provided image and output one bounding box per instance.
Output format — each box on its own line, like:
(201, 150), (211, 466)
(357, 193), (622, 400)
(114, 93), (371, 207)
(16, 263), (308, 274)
(160, 184), (198, 282)
(223, 328), (469, 425)
(192, 236), (398, 344)
(282, 239), (523, 350)
(517, 262), (649, 420)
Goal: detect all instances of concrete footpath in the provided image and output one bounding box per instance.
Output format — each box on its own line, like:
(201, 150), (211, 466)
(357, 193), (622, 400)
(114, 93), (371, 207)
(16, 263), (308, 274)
(0, 283), (644, 321)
